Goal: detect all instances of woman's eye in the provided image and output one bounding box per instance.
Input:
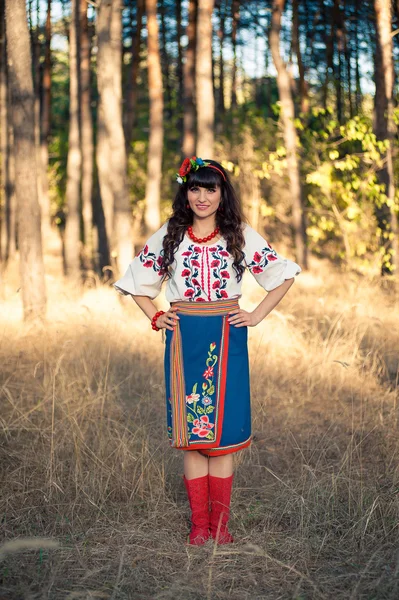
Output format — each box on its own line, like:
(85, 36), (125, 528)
(208, 188), (216, 193)
(189, 187), (199, 192)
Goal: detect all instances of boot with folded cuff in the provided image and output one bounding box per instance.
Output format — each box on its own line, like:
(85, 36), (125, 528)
(183, 474), (210, 545)
(209, 473), (234, 544)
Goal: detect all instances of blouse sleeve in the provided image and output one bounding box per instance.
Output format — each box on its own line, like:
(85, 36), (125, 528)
(242, 224), (301, 292)
(113, 223), (168, 299)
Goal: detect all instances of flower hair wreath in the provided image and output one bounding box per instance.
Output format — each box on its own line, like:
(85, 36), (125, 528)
(175, 156), (227, 184)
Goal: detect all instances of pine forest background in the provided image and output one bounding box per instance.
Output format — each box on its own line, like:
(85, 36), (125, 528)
(1, 0), (399, 314)
(1, 1), (399, 599)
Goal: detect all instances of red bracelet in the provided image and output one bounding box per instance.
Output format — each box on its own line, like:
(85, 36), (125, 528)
(151, 310), (165, 331)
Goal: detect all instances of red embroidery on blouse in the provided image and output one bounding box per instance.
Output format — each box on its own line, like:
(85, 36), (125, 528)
(209, 245), (230, 299)
(181, 246), (203, 300)
(247, 246), (278, 274)
(206, 247), (211, 301)
(201, 246), (205, 294)
(137, 245), (165, 276)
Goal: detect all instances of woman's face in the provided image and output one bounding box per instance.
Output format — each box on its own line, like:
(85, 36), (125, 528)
(187, 185), (221, 220)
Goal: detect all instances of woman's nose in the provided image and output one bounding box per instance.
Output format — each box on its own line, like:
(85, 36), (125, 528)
(199, 188), (208, 201)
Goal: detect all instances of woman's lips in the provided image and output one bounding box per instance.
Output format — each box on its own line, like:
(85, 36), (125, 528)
(196, 205), (209, 210)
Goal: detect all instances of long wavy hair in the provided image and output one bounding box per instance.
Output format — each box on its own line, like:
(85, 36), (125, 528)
(162, 159), (247, 281)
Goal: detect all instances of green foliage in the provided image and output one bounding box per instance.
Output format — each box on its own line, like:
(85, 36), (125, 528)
(301, 110), (390, 267)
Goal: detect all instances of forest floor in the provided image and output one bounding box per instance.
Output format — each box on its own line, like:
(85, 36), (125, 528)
(0, 254), (398, 599)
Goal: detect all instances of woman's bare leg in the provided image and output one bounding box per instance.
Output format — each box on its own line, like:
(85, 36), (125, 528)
(208, 453), (233, 477)
(184, 450), (209, 479)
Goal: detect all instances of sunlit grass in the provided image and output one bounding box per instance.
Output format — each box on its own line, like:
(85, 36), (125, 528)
(0, 258), (398, 598)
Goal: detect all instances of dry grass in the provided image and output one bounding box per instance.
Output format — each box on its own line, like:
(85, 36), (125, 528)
(0, 256), (398, 599)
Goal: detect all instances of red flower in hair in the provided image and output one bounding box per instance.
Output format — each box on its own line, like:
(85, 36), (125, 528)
(179, 158), (193, 177)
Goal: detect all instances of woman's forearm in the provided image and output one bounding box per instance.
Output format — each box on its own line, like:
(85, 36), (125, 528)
(252, 278), (295, 323)
(130, 295), (159, 321)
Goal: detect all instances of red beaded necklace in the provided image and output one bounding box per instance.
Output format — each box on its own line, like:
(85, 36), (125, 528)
(187, 225), (220, 244)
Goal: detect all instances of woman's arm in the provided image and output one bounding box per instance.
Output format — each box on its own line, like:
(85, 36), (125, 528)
(228, 278), (295, 327)
(131, 295), (179, 331)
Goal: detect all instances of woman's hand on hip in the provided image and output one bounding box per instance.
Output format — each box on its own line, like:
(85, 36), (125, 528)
(227, 309), (261, 327)
(156, 306), (180, 331)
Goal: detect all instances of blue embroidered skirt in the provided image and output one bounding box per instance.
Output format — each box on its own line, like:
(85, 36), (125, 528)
(164, 299), (251, 456)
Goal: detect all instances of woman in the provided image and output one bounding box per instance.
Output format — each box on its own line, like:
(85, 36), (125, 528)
(114, 157), (301, 545)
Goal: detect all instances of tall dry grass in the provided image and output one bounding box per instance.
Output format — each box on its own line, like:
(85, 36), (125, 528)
(0, 257), (398, 599)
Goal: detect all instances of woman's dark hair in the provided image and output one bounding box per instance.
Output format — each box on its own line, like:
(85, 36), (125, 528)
(162, 159), (247, 281)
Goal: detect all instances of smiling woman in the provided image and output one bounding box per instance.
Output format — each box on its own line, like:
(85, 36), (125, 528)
(114, 157), (301, 546)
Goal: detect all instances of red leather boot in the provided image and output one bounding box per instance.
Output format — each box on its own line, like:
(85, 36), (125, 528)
(209, 474), (234, 544)
(183, 475), (210, 545)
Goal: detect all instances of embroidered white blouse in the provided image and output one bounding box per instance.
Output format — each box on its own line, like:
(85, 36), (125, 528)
(114, 222), (301, 302)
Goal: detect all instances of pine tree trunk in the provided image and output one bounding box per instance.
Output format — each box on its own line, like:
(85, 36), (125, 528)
(176, 0), (184, 138)
(5, 0), (46, 319)
(354, 0), (362, 111)
(269, 0), (307, 269)
(124, 0), (143, 152)
(374, 0), (398, 277)
(0, 29), (17, 266)
(196, 0), (215, 157)
(343, 1), (353, 118)
(64, 0), (82, 278)
(0, 0), (6, 263)
(80, 0), (94, 269)
(182, 0), (197, 157)
(97, 0), (132, 274)
(217, 0), (225, 117)
(39, 0), (53, 244)
(292, 0), (308, 114)
(159, 0), (171, 119)
(231, 0), (239, 109)
(144, 0), (163, 233)
(31, 1), (49, 248)
(334, 0), (343, 123)
(322, 0), (333, 110)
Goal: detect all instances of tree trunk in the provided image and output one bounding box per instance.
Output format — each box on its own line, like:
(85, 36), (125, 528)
(269, 0), (307, 269)
(196, 0), (215, 157)
(64, 0), (82, 278)
(176, 0), (184, 137)
(5, 0), (46, 319)
(231, 0), (239, 109)
(80, 0), (94, 269)
(144, 0), (163, 233)
(292, 0), (308, 114)
(354, 0), (362, 111)
(217, 0), (225, 117)
(0, 0), (5, 262)
(39, 0), (53, 244)
(343, 0), (353, 118)
(124, 0), (143, 151)
(182, 0), (197, 157)
(322, 0), (333, 110)
(97, 0), (132, 274)
(374, 0), (398, 277)
(31, 1), (48, 245)
(334, 0), (343, 123)
(0, 22), (17, 266)
(159, 0), (172, 119)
